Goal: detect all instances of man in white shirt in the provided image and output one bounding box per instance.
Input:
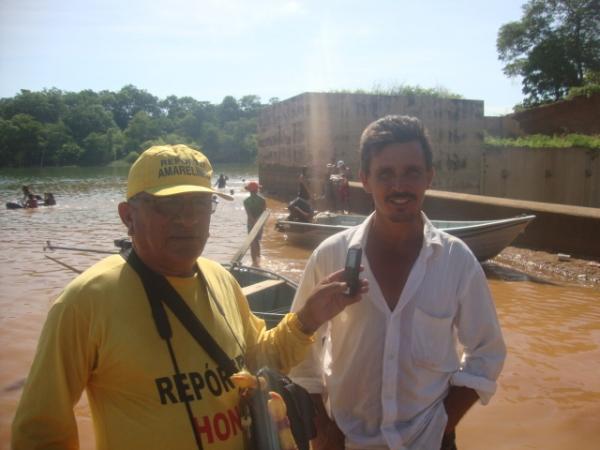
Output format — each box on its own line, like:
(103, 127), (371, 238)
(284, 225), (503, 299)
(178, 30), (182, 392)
(290, 115), (506, 450)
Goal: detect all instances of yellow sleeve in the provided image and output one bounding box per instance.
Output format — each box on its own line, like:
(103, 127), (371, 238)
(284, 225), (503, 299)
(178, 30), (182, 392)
(12, 292), (96, 450)
(197, 258), (315, 375)
(233, 284), (314, 374)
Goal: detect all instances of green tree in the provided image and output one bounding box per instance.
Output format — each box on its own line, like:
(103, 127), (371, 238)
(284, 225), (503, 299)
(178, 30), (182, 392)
(0, 89), (64, 123)
(497, 0), (600, 105)
(63, 103), (116, 142)
(44, 122), (75, 166)
(1, 114), (47, 167)
(0, 87), (265, 167)
(56, 142), (83, 165)
(199, 122), (221, 158)
(239, 95), (262, 115)
(108, 85), (161, 130)
(218, 96), (241, 123)
(81, 132), (115, 165)
(123, 111), (164, 153)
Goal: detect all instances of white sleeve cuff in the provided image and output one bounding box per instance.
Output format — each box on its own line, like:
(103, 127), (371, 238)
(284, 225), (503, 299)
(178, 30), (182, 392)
(451, 371), (497, 405)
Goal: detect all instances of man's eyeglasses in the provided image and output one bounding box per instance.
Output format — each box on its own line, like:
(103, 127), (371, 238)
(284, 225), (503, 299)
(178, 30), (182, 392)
(130, 194), (218, 216)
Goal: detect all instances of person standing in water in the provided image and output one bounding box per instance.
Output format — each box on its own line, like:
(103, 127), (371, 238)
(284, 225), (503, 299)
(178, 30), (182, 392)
(12, 144), (365, 450)
(214, 173), (228, 189)
(243, 180), (267, 266)
(290, 116), (506, 450)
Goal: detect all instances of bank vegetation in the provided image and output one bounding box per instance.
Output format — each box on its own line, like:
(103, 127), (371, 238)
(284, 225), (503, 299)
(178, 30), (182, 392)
(0, 85), (270, 168)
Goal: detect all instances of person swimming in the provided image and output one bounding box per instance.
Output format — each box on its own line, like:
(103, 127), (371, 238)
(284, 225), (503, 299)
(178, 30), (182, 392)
(43, 193), (56, 206)
(24, 194), (38, 208)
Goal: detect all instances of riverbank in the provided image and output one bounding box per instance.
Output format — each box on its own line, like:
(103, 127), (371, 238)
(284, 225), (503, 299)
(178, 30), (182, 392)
(491, 246), (600, 288)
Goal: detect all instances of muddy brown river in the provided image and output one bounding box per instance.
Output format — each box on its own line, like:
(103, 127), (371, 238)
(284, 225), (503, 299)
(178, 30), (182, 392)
(1, 166), (598, 449)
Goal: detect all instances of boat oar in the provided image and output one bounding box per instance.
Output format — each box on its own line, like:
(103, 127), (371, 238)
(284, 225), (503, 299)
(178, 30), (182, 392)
(44, 241), (116, 254)
(230, 210), (270, 265)
(44, 255), (83, 274)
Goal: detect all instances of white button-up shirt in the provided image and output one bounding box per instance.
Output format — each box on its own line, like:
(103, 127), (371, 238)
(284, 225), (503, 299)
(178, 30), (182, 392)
(290, 213), (506, 450)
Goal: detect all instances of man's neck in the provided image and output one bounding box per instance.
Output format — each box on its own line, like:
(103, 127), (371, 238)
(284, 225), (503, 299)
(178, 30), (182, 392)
(369, 212), (424, 254)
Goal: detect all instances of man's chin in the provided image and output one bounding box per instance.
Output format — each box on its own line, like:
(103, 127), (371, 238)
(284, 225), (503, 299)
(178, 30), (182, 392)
(167, 240), (206, 259)
(382, 208), (421, 224)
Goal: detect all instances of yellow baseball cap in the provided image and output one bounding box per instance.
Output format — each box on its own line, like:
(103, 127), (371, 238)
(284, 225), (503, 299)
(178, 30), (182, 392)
(126, 144), (233, 200)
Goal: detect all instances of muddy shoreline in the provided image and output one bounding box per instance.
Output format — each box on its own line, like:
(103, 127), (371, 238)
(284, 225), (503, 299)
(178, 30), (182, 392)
(489, 246), (600, 289)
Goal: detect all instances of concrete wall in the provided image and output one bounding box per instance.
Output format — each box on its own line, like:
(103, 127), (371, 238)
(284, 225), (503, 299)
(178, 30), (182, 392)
(483, 115), (523, 138)
(348, 182), (600, 258)
(482, 146), (600, 208)
(509, 93), (600, 135)
(258, 92), (484, 199)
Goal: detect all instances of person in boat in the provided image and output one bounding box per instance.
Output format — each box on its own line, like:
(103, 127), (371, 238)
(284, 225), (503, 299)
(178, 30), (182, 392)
(335, 160), (351, 213)
(243, 180), (267, 266)
(24, 194), (38, 208)
(325, 161), (338, 210)
(12, 144), (366, 450)
(287, 166), (315, 222)
(214, 173), (228, 189)
(21, 185), (31, 203)
(21, 185), (40, 203)
(289, 115), (506, 450)
(43, 192), (56, 206)
(287, 196), (314, 223)
(297, 165), (311, 201)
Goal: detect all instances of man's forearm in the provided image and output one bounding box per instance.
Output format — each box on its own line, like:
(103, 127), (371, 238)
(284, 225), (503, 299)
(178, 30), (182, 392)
(443, 385), (479, 434)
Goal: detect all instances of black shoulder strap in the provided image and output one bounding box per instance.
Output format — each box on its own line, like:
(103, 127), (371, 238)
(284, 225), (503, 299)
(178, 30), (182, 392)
(124, 248), (238, 377)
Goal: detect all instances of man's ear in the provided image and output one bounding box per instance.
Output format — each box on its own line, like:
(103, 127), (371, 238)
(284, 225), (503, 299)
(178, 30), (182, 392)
(118, 202), (134, 236)
(426, 168), (435, 189)
(359, 169), (371, 194)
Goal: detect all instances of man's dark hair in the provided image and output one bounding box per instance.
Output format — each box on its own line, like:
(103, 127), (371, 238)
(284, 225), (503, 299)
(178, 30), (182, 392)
(359, 115), (433, 174)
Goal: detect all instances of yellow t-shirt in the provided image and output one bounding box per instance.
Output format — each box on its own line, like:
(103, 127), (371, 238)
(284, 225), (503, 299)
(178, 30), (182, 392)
(12, 255), (312, 450)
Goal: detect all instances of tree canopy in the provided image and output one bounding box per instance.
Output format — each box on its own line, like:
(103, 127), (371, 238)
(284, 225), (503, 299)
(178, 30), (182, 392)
(497, 0), (600, 106)
(0, 86), (266, 168)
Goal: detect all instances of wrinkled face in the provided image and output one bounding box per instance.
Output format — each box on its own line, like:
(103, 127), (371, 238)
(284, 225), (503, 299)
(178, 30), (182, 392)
(360, 141), (433, 224)
(118, 192), (213, 276)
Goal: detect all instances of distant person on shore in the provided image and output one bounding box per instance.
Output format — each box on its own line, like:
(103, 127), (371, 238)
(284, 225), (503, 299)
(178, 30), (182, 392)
(214, 173), (228, 189)
(289, 115), (506, 450)
(43, 192), (56, 206)
(12, 144), (364, 450)
(243, 180), (267, 266)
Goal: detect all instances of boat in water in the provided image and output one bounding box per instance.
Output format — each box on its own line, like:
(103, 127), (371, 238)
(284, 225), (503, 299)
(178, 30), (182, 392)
(223, 263), (296, 328)
(44, 235), (295, 330)
(275, 212), (536, 262)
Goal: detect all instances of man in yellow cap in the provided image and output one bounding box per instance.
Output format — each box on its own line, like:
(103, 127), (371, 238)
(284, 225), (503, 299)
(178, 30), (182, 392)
(12, 144), (367, 450)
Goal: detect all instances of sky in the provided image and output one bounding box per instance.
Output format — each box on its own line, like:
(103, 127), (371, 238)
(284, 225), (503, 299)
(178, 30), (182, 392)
(0, 0), (527, 116)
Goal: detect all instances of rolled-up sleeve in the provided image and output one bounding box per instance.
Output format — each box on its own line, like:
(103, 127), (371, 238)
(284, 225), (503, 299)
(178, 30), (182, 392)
(451, 261), (506, 404)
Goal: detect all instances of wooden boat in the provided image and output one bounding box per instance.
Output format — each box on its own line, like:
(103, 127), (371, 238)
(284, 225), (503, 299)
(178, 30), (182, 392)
(44, 239), (295, 329)
(275, 213), (365, 247)
(276, 212), (536, 262)
(223, 263), (296, 329)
